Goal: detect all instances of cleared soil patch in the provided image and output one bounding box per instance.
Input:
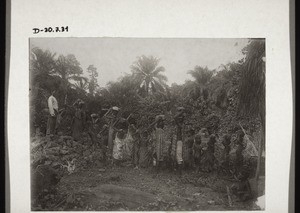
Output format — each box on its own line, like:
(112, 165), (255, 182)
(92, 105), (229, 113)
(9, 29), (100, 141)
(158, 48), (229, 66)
(32, 165), (264, 211)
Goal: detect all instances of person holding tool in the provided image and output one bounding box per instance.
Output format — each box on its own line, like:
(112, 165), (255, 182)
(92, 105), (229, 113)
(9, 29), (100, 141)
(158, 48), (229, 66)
(102, 106), (121, 158)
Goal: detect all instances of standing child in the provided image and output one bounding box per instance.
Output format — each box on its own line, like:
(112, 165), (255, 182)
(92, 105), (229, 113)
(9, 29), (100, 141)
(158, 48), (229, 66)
(235, 131), (246, 175)
(231, 165), (253, 201)
(192, 134), (202, 173)
(183, 128), (195, 170)
(174, 107), (185, 175)
(221, 134), (232, 173)
(105, 106), (121, 159)
(201, 134), (217, 172)
(112, 129), (126, 166)
(128, 121), (140, 167)
(138, 130), (152, 168)
(154, 115), (166, 173)
(72, 101), (86, 141)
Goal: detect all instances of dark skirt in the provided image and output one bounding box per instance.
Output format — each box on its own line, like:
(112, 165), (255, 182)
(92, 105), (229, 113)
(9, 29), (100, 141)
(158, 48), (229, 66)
(46, 115), (57, 135)
(201, 151), (215, 171)
(72, 118), (84, 140)
(183, 148), (193, 167)
(138, 146), (151, 168)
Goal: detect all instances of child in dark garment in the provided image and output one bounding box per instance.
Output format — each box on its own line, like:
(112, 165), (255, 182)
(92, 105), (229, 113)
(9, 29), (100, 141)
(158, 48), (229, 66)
(183, 129), (195, 170)
(192, 134), (202, 173)
(201, 134), (217, 172)
(231, 165), (253, 201)
(128, 122), (140, 167)
(138, 130), (152, 168)
(235, 131), (246, 175)
(221, 134), (232, 173)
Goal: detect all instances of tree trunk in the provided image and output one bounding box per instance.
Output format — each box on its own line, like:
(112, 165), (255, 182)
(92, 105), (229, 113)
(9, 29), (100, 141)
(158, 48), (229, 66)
(255, 137), (262, 180)
(255, 111), (265, 181)
(145, 81), (149, 96)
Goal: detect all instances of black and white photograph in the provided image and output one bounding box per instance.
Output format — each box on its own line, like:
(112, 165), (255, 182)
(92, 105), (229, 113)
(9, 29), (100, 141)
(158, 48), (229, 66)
(29, 38), (266, 211)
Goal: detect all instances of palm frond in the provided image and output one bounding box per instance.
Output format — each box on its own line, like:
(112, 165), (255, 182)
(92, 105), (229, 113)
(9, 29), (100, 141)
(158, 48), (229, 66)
(155, 73), (168, 83)
(188, 66), (214, 86)
(131, 55), (167, 96)
(151, 66), (165, 76)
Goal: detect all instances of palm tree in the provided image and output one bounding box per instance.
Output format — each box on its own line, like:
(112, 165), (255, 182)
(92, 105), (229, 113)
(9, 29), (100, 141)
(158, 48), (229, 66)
(30, 47), (56, 83)
(30, 47), (57, 105)
(187, 66), (216, 100)
(188, 66), (215, 85)
(131, 55), (167, 96)
(55, 54), (83, 80)
(70, 75), (89, 91)
(55, 54), (83, 104)
(238, 39), (265, 182)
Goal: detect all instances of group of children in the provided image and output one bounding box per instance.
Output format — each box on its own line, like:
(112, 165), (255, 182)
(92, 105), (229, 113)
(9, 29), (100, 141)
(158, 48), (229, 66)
(46, 91), (250, 180)
(89, 105), (250, 180)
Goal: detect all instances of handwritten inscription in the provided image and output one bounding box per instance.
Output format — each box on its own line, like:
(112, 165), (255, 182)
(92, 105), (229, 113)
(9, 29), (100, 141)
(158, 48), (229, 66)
(33, 26), (69, 34)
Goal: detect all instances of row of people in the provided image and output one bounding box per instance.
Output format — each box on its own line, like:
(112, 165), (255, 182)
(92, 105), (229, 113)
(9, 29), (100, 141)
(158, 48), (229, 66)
(91, 106), (248, 178)
(46, 91), (250, 178)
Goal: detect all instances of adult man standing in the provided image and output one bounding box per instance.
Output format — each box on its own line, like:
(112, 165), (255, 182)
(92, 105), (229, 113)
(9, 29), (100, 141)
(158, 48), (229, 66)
(46, 90), (58, 135)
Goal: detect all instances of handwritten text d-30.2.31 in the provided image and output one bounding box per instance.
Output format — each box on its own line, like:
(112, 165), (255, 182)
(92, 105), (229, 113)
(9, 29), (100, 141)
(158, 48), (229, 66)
(33, 26), (69, 34)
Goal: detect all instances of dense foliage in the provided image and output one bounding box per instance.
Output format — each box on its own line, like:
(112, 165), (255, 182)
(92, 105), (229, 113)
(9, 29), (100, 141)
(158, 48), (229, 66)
(30, 39), (265, 151)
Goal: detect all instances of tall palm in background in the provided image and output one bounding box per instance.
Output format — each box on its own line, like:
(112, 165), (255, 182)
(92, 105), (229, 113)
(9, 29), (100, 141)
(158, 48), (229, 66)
(55, 54), (83, 80)
(30, 48), (57, 88)
(187, 66), (215, 100)
(55, 54), (83, 104)
(131, 55), (167, 96)
(238, 39), (265, 182)
(30, 47), (57, 104)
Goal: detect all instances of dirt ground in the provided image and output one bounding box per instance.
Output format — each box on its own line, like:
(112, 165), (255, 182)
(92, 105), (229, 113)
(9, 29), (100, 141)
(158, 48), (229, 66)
(32, 163), (265, 211)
